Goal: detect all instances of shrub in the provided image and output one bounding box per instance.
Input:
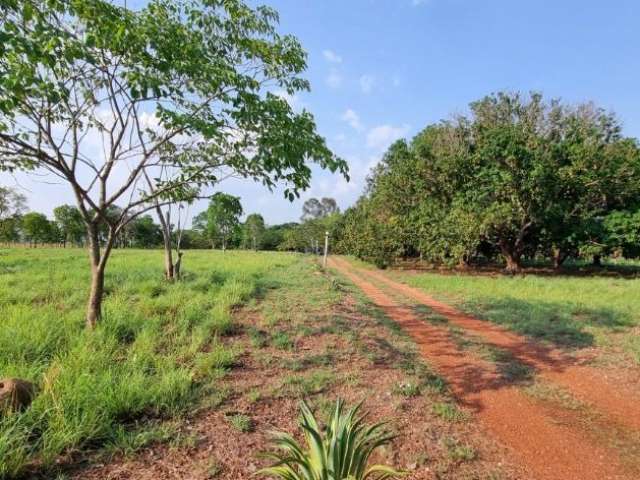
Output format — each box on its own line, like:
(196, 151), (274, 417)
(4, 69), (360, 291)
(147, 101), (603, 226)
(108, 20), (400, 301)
(258, 399), (405, 480)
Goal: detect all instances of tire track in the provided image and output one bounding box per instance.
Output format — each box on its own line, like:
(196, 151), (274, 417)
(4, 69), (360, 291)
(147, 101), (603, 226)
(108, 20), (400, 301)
(345, 258), (640, 432)
(329, 256), (635, 480)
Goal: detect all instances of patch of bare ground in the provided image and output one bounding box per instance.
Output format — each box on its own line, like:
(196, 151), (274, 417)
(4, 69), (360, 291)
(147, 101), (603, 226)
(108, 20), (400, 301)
(68, 265), (524, 480)
(329, 256), (640, 480)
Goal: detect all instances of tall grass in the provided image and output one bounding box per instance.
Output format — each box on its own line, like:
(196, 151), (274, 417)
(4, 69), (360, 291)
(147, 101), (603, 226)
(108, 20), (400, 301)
(396, 269), (640, 359)
(0, 248), (297, 477)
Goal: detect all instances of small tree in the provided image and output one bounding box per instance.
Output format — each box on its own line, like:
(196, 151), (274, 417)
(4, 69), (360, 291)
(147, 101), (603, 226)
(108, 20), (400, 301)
(21, 212), (52, 246)
(0, 186), (27, 243)
(0, 0), (347, 327)
(243, 213), (266, 250)
(195, 193), (243, 251)
(301, 197), (339, 221)
(53, 205), (85, 247)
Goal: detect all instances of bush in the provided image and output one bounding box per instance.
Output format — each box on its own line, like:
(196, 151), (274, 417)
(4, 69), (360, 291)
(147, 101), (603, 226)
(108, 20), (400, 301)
(258, 399), (405, 480)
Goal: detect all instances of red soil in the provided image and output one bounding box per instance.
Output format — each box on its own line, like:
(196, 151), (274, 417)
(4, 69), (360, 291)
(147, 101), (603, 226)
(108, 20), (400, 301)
(357, 261), (640, 432)
(329, 256), (637, 480)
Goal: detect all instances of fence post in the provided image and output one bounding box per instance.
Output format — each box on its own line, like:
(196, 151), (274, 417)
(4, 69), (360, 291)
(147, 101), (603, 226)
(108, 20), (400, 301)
(323, 231), (329, 268)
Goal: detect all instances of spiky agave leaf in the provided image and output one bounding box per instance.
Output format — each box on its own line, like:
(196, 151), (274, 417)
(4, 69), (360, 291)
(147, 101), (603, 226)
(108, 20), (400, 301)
(256, 398), (406, 480)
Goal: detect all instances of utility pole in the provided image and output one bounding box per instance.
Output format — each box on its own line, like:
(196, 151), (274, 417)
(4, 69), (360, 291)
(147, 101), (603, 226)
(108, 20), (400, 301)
(323, 231), (329, 268)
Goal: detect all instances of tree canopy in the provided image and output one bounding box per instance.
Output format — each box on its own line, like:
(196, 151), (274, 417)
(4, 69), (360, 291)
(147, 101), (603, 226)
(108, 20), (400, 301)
(0, 0), (348, 326)
(337, 92), (640, 271)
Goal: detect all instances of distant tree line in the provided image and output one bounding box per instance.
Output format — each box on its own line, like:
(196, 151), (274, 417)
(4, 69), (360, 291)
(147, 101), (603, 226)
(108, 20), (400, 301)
(0, 187), (340, 253)
(334, 92), (640, 271)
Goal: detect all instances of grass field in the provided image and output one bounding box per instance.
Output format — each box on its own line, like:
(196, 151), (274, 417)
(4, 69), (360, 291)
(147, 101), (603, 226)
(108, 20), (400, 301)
(389, 267), (640, 363)
(0, 248), (297, 477)
(4, 249), (640, 479)
(0, 248), (525, 480)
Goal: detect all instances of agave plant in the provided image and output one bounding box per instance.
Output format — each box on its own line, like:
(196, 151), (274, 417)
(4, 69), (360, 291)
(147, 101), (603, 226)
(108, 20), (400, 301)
(258, 399), (405, 480)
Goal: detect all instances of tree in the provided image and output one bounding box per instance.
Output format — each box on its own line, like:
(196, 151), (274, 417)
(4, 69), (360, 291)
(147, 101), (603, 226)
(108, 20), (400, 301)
(243, 213), (266, 250)
(195, 193), (243, 251)
(337, 92), (640, 271)
(261, 222), (298, 250)
(53, 205), (85, 247)
(0, 0), (348, 327)
(0, 186), (27, 220)
(21, 212), (52, 246)
(130, 215), (163, 248)
(0, 186), (27, 243)
(301, 197), (339, 221)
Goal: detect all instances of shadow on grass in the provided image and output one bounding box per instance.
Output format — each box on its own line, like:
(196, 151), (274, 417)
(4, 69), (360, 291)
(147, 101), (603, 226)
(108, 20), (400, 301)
(467, 297), (633, 349)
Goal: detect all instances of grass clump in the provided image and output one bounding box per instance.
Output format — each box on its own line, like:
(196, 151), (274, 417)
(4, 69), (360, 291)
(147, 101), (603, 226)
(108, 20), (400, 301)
(227, 413), (253, 433)
(432, 402), (469, 423)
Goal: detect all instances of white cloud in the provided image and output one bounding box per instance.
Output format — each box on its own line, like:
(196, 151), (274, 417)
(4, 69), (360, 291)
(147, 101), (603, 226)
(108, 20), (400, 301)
(366, 124), (410, 151)
(341, 109), (364, 132)
(326, 69), (343, 88)
(359, 74), (375, 94)
(322, 49), (343, 63)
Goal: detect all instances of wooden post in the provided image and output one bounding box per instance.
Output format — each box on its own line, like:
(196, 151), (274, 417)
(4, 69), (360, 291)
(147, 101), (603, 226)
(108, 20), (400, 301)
(323, 231), (329, 268)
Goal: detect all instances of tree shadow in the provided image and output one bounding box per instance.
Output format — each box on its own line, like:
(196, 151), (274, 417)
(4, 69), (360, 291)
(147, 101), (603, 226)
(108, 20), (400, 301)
(468, 297), (633, 349)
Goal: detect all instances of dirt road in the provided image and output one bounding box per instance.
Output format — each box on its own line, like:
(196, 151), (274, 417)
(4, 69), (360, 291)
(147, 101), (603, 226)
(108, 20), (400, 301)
(329, 256), (640, 480)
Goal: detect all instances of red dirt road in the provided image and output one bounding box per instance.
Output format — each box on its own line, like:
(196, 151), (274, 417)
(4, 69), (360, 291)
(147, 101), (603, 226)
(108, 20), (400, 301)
(355, 261), (640, 432)
(329, 256), (638, 480)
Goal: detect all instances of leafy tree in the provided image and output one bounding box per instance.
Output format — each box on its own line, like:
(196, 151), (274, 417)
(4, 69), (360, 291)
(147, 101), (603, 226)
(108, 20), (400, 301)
(0, 0), (347, 326)
(261, 222), (298, 250)
(602, 210), (640, 259)
(243, 213), (266, 250)
(53, 205), (85, 247)
(195, 193), (243, 251)
(130, 215), (163, 248)
(301, 197), (339, 221)
(0, 186), (26, 220)
(0, 186), (27, 243)
(338, 92), (640, 271)
(21, 212), (52, 246)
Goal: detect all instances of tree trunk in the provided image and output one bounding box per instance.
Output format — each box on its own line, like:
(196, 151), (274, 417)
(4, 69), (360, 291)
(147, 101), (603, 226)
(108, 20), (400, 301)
(504, 254), (521, 273)
(174, 252), (183, 280)
(163, 243), (174, 280)
(593, 254), (602, 267)
(156, 207), (175, 281)
(552, 248), (567, 269)
(86, 225), (104, 329)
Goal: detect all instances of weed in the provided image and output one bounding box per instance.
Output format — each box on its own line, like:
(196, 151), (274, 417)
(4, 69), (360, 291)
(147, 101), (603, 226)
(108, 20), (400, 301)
(392, 381), (421, 397)
(206, 459), (223, 478)
(271, 331), (294, 350)
(227, 413), (253, 433)
(280, 370), (336, 397)
(432, 402), (469, 422)
(0, 248), (298, 476)
(442, 436), (477, 462)
(246, 388), (261, 403)
(247, 326), (268, 348)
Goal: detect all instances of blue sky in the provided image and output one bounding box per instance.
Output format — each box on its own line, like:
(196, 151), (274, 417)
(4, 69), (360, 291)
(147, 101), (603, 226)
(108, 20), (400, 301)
(7, 0), (640, 225)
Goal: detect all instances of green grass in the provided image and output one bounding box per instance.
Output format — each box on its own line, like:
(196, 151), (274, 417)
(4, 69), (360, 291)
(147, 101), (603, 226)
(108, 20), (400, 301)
(432, 402), (469, 423)
(394, 269), (640, 359)
(227, 413), (253, 433)
(0, 248), (299, 477)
